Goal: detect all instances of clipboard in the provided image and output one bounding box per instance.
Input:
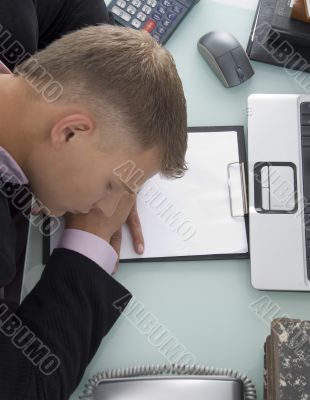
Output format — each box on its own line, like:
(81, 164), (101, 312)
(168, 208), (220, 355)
(43, 126), (249, 265)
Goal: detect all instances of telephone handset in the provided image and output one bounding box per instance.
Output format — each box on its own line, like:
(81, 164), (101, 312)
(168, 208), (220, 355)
(79, 364), (256, 400)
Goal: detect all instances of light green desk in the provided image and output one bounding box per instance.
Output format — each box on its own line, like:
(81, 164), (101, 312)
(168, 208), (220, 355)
(22, 1), (310, 399)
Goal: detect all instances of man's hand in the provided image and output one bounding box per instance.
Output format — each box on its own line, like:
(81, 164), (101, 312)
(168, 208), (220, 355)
(64, 194), (145, 274)
(65, 192), (136, 241)
(110, 200), (145, 273)
(64, 193), (136, 272)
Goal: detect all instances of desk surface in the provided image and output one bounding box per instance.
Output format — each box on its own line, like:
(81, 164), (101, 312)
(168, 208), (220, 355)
(22, 1), (310, 399)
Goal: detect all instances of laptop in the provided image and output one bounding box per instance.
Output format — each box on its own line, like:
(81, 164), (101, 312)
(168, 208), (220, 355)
(248, 93), (310, 291)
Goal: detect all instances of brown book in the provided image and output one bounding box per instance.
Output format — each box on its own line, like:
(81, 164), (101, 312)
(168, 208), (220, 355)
(292, 0), (310, 23)
(265, 318), (310, 399)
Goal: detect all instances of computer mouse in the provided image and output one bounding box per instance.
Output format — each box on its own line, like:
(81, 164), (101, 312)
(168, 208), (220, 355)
(197, 31), (255, 88)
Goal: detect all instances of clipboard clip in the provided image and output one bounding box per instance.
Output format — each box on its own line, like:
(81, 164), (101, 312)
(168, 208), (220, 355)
(227, 162), (248, 218)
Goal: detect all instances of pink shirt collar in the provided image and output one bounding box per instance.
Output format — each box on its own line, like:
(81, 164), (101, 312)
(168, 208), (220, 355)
(0, 61), (28, 184)
(0, 60), (11, 74)
(0, 147), (29, 185)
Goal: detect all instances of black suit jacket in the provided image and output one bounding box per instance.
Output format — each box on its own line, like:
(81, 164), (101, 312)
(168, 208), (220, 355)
(0, 185), (132, 399)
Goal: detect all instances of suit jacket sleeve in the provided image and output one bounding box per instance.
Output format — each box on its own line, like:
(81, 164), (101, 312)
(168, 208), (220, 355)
(0, 192), (132, 400)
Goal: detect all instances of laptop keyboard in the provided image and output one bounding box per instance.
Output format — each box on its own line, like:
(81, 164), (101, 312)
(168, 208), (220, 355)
(300, 102), (310, 280)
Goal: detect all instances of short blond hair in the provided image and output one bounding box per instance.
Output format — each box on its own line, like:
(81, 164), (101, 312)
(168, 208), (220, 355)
(15, 25), (188, 178)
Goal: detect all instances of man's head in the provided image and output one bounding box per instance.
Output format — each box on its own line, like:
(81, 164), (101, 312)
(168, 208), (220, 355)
(11, 25), (187, 217)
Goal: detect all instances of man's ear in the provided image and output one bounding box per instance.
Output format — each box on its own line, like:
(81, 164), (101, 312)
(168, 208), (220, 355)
(50, 114), (95, 149)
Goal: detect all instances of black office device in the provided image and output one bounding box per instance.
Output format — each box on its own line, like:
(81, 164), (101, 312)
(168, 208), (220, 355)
(107, 0), (200, 44)
(271, 0), (310, 48)
(247, 0), (310, 73)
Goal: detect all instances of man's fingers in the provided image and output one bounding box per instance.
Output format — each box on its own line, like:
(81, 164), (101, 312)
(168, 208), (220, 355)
(127, 201), (144, 254)
(110, 229), (122, 274)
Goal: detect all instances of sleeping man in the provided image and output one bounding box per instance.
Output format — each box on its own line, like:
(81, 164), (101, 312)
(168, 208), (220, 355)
(0, 25), (187, 399)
